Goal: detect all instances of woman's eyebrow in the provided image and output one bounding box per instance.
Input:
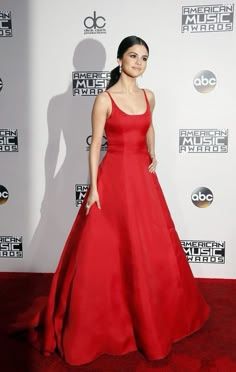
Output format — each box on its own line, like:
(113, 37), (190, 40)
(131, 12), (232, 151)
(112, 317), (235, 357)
(127, 52), (149, 57)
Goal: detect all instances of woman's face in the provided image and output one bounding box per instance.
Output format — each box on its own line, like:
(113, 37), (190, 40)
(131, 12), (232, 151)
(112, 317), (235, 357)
(118, 44), (149, 78)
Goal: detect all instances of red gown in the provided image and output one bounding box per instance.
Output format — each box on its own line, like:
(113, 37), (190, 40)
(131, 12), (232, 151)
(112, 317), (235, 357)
(9, 89), (210, 366)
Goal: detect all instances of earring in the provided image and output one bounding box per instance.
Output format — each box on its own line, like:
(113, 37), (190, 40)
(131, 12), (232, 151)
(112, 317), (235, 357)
(119, 65), (122, 73)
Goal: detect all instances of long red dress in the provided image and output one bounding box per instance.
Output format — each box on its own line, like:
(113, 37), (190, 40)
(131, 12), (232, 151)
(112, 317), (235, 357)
(10, 88), (210, 366)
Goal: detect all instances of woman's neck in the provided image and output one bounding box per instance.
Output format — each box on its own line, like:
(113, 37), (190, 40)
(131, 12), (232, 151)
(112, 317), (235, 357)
(116, 74), (139, 93)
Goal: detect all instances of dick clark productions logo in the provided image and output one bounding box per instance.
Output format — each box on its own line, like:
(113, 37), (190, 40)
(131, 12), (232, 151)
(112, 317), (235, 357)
(84, 11), (106, 34)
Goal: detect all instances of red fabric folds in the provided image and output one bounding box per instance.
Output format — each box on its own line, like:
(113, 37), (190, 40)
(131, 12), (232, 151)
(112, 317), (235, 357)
(9, 89), (210, 366)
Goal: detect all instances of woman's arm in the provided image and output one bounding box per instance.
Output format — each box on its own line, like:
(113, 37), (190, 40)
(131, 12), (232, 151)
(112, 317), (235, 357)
(89, 93), (108, 191)
(85, 92), (109, 215)
(146, 124), (156, 159)
(145, 90), (157, 162)
(145, 90), (158, 173)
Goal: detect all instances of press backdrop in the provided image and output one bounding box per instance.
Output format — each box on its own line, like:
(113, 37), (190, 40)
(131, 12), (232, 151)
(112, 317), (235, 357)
(0, 0), (236, 277)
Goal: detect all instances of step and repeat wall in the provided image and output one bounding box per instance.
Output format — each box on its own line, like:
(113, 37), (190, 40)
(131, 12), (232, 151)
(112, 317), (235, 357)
(0, 0), (235, 277)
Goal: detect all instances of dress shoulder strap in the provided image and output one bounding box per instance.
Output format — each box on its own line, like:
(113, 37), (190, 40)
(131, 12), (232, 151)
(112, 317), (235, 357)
(106, 89), (147, 102)
(104, 90), (113, 101)
(142, 88), (151, 112)
(142, 88), (148, 103)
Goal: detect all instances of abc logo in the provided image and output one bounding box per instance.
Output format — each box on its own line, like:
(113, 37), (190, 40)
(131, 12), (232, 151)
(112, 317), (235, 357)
(84, 11), (106, 29)
(191, 187), (213, 208)
(0, 185), (9, 205)
(193, 70), (216, 93)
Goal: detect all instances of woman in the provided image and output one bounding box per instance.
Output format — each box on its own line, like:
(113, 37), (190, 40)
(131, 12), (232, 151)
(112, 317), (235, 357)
(85, 36), (157, 216)
(10, 35), (210, 367)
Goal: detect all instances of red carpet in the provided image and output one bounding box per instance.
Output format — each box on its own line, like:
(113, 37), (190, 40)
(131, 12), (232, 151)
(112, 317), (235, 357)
(0, 273), (235, 372)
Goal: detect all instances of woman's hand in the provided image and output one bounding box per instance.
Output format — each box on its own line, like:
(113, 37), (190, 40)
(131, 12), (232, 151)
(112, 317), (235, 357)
(85, 189), (101, 215)
(148, 155), (158, 173)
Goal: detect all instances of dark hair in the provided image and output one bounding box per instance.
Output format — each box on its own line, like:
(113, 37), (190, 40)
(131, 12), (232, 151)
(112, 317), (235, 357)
(106, 35), (149, 90)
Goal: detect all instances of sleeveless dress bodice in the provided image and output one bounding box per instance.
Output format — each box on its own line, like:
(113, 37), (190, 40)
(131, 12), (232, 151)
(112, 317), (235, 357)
(104, 89), (151, 154)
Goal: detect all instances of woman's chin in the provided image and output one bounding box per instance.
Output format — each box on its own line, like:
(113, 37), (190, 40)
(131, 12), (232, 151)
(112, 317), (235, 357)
(123, 70), (143, 79)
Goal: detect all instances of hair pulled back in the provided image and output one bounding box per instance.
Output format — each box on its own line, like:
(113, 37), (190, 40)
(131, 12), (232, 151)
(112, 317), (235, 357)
(106, 35), (149, 90)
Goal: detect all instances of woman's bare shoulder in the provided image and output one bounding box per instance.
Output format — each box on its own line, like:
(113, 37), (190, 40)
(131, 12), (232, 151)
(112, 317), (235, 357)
(143, 88), (156, 109)
(144, 88), (155, 100)
(91, 91), (112, 120)
(93, 90), (110, 108)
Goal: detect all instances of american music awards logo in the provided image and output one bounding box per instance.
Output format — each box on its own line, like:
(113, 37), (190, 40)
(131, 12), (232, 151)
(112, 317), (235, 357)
(83, 11), (106, 34)
(72, 71), (110, 96)
(179, 129), (228, 153)
(86, 135), (107, 152)
(0, 129), (18, 152)
(0, 236), (23, 258)
(181, 4), (234, 33)
(181, 240), (225, 264)
(0, 10), (12, 37)
(75, 184), (89, 207)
